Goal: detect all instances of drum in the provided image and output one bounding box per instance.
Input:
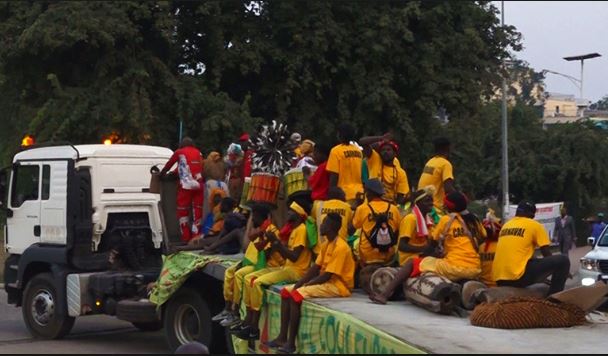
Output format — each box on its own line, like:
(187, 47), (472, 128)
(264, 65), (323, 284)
(240, 177), (252, 209)
(369, 267), (404, 301)
(247, 173), (281, 207)
(403, 272), (461, 315)
(283, 167), (315, 199)
(358, 264), (383, 296)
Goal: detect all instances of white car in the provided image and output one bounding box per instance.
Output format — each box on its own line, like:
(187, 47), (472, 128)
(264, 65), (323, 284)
(579, 226), (608, 286)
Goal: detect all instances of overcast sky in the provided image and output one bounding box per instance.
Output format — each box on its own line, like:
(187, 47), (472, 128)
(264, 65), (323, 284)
(500, 1), (608, 102)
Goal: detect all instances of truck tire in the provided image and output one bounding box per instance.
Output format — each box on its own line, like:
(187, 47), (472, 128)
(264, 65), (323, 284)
(116, 299), (159, 323)
(22, 273), (75, 339)
(163, 287), (212, 352)
(132, 321), (163, 332)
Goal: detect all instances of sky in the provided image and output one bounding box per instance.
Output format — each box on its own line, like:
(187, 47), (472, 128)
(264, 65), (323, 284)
(500, 1), (608, 103)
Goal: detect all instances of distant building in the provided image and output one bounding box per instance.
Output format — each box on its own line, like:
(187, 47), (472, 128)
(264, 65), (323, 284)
(540, 92), (591, 127)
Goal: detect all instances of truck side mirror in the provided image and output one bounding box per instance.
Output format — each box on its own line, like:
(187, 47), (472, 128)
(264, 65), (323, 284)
(587, 236), (596, 246)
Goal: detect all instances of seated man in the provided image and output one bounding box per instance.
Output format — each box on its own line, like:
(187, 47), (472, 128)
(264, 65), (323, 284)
(351, 178), (401, 268)
(195, 196), (233, 247)
(492, 201), (570, 295)
(212, 204), (283, 327)
(265, 213), (355, 354)
(370, 191), (486, 304)
(311, 187), (352, 245)
(397, 187), (435, 266)
(202, 198), (248, 254)
(234, 202), (313, 340)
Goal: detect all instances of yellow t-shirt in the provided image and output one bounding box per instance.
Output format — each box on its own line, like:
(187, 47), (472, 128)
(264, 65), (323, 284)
(352, 199), (401, 265)
(417, 156), (454, 210)
(367, 150), (409, 203)
(431, 214), (483, 271)
(398, 213), (431, 265)
(315, 237), (356, 295)
(311, 199), (353, 242)
(492, 217), (551, 282)
(478, 240), (497, 287)
(326, 143), (363, 201)
(284, 223), (312, 275)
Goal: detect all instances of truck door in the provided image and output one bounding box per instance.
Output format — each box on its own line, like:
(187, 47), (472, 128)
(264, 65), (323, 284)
(39, 161), (68, 245)
(7, 162), (42, 254)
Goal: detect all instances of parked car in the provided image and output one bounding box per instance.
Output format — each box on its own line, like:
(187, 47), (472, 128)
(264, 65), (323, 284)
(579, 225), (608, 286)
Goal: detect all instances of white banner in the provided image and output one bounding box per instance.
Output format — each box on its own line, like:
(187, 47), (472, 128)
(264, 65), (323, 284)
(506, 202), (563, 245)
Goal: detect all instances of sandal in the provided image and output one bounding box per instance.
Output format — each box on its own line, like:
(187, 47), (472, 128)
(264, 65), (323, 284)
(262, 340), (283, 349)
(277, 345), (296, 354)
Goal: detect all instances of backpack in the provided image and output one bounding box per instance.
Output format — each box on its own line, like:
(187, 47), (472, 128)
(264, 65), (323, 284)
(365, 203), (397, 252)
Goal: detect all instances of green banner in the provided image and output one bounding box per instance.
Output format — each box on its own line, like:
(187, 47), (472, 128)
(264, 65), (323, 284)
(149, 252), (237, 307)
(232, 289), (425, 354)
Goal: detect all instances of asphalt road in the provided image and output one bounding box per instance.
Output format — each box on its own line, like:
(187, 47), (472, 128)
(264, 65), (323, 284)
(0, 292), (169, 354)
(0, 246), (592, 354)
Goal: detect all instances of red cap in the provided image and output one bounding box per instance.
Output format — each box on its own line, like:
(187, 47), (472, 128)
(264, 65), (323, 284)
(239, 133), (249, 141)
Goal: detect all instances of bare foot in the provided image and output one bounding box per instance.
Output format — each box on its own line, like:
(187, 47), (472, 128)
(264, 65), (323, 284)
(369, 293), (388, 305)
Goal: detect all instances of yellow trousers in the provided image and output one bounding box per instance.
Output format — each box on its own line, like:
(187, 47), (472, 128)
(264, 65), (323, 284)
(223, 263), (255, 305)
(420, 257), (481, 282)
(243, 267), (302, 311)
(283, 282), (344, 301)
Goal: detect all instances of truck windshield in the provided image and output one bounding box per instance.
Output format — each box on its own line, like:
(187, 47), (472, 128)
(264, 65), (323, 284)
(598, 227), (608, 246)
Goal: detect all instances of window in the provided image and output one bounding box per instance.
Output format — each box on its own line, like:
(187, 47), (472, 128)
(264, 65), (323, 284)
(42, 165), (50, 200)
(10, 165), (40, 208)
(555, 106), (560, 114)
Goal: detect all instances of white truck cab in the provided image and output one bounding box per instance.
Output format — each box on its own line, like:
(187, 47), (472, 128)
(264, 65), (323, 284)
(2, 144), (173, 339)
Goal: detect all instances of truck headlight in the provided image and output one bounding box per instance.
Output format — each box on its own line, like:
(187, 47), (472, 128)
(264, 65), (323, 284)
(580, 258), (599, 272)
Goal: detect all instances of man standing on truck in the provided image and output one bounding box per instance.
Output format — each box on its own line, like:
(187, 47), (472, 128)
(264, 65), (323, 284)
(160, 137), (204, 242)
(417, 137), (455, 215)
(264, 213), (355, 354)
(327, 122), (364, 209)
(492, 201), (571, 295)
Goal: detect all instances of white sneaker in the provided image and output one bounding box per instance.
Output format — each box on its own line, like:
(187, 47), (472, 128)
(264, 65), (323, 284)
(212, 309), (231, 322)
(220, 314), (240, 327)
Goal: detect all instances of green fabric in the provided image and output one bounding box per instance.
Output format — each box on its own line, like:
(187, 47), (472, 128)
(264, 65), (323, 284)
(361, 158), (369, 184)
(254, 250), (267, 270)
(305, 216), (318, 249)
(149, 252), (237, 308)
(430, 207), (441, 224)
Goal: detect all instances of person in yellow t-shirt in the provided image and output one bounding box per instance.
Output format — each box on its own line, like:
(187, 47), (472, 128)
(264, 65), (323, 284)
(359, 133), (410, 205)
(492, 201), (570, 295)
(265, 213), (355, 353)
(476, 209), (502, 287)
(213, 204), (283, 327)
(370, 191), (486, 305)
(235, 201), (312, 340)
(398, 189), (435, 265)
(311, 187), (352, 244)
(417, 137), (455, 214)
(351, 179), (401, 267)
(327, 122), (363, 208)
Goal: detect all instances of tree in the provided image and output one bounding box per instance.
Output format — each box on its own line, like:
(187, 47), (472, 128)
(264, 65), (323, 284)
(590, 95), (608, 111)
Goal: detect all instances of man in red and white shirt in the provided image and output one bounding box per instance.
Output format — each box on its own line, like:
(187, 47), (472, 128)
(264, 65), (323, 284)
(161, 137), (204, 242)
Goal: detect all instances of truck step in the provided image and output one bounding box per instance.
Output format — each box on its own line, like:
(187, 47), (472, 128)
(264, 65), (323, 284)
(7, 282), (18, 288)
(9, 264), (18, 270)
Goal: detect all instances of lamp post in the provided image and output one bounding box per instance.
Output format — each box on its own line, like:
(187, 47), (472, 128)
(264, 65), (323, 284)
(500, 0), (509, 222)
(562, 53), (601, 99)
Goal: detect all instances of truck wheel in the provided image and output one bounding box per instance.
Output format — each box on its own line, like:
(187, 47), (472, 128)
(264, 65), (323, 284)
(22, 273), (75, 339)
(163, 287), (212, 352)
(132, 321), (163, 332)
(116, 299), (159, 323)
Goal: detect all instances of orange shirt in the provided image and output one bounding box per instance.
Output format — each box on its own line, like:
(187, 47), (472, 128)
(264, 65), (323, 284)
(327, 143), (363, 201)
(315, 238), (356, 296)
(352, 199), (401, 265)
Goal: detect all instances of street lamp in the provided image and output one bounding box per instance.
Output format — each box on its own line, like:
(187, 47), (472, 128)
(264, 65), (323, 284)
(563, 53), (601, 99)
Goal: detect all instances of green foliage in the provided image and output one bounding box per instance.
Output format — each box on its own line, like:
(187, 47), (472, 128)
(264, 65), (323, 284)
(590, 95), (608, 111)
